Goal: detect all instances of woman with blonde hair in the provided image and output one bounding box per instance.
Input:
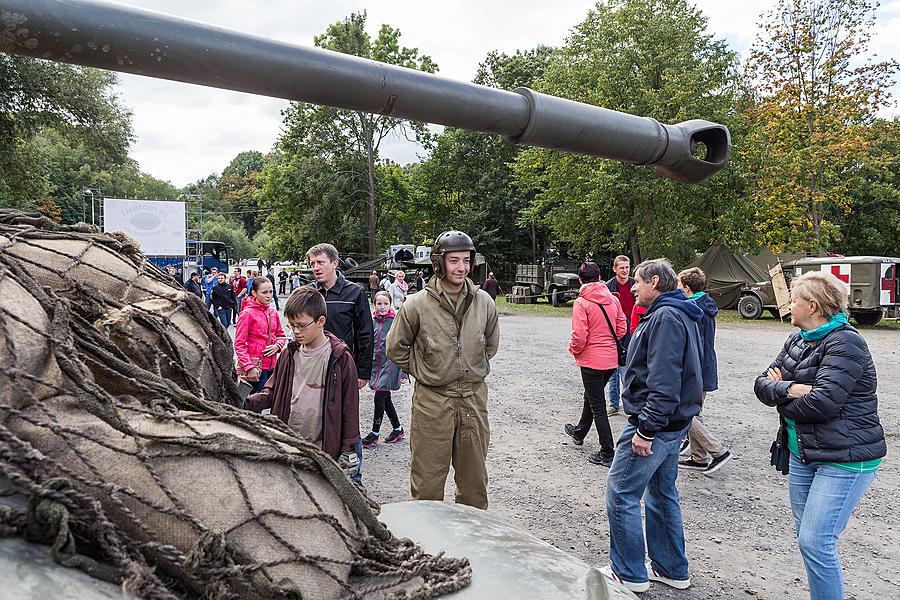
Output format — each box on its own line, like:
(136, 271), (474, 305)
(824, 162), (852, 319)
(388, 270), (408, 312)
(754, 271), (885, 600)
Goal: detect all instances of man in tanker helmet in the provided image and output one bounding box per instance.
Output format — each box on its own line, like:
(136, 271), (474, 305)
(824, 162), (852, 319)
(387, 231), (500, 509)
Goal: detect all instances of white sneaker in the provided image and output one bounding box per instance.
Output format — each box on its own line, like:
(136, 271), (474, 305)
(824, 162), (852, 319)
(599, 564), (650, 593)
(646, 562), (690, 589)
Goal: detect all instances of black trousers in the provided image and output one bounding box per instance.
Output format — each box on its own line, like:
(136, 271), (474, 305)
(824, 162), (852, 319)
(572, 366), (616, 457)
(372, 390), (400, 432)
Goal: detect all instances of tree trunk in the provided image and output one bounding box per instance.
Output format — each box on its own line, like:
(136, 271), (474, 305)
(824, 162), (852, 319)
(361, 114), (377, 258)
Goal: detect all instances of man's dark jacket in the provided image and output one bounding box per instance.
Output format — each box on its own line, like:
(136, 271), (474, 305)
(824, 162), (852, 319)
(622, 290), (704, 439)
(693, 292), (719, 392)
(184, 278), (203, 298)
(246, 333), (359, 460)
(211, 281), (235, 311)
(754, 325), (886, 463)
(312, 272), (374, 380)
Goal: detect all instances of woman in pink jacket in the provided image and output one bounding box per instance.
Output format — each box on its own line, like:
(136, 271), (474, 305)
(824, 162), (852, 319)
(564, 261), (627, 467)
(234, 276), (286, 393)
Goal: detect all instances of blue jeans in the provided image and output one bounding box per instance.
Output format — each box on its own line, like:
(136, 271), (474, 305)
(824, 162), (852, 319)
(249, 368), (273, 395)
(788, 454), (875, 600)
(352, 437), (363, 483)
(215, 308), (231, 329)
(608, 367), (622, 409)
(607, 422), (690, 584)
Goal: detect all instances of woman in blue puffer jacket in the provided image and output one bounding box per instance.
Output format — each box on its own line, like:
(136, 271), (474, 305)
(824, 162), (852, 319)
(754, 271), (886, 600)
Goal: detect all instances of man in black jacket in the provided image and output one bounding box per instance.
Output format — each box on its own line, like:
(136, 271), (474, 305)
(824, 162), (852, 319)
(602, 258), (702, 594)
(184, 272), (204, 298)
(306, 243), (374, 387)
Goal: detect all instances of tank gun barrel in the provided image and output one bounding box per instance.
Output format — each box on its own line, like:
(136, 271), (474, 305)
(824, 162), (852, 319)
(1, 0), (730, 183)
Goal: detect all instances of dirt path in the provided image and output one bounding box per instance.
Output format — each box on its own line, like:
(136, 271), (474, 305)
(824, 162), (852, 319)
(358, 313), (900, 599)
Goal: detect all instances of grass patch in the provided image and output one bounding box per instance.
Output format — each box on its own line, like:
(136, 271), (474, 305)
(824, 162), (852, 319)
(496, 296), (573, 318)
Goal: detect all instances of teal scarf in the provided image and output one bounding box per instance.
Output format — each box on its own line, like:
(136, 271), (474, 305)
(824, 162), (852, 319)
(800, 312), (848, 341)
(689, 291), (705, 300)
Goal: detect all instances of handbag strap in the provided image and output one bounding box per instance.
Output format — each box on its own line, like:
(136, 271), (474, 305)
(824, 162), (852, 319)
(595, 302), (621, 344)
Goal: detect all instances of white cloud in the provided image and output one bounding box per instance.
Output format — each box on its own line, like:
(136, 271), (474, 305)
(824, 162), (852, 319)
(106, 0), (899, 187)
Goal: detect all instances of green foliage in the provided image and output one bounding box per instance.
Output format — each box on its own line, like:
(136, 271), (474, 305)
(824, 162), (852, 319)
(260, 11), (437, 257)
(202, 214), (256, 261)
(512, 0), (743, 265)
(0, 55), (135, 217)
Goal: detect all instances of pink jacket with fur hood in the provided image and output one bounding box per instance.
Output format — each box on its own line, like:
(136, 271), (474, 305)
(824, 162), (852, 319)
(569, 281), (627, 370)
(234, 297), (286, 372)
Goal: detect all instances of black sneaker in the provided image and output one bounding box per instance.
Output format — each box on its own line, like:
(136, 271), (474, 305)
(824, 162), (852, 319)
(362, 432), (379, 448)
(703, 450), (732, 475)
(564, 423), (584, 445)
(679, 458), (709, 470)
(588, 451), (614, 467)
(384, 428), (405, 444)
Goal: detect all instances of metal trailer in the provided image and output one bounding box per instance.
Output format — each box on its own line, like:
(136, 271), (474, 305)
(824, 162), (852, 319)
(1, 0), (729, 186)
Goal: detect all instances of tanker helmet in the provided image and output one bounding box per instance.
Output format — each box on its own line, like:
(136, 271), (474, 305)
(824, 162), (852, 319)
(431, 230), (476, 278)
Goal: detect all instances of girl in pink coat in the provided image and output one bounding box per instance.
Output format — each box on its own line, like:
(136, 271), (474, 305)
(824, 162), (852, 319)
(234, 277), (286, 393)
(564, 261), (627, 467)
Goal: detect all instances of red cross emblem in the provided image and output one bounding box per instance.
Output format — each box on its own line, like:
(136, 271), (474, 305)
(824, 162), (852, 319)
(882, 264), (896, 304)
(830, 265), (849, 283)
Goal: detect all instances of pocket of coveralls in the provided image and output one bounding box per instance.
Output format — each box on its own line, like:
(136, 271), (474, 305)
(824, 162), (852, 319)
(460, 401), (488, 443)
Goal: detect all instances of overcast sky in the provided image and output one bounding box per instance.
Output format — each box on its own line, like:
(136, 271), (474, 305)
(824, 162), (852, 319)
(112, 0), (900, 188)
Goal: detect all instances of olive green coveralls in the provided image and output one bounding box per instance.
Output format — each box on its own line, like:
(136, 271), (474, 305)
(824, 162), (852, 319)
(386, 277), (500, 509)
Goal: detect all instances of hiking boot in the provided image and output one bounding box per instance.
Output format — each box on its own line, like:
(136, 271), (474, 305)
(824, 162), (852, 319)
(703, 450), (732, 475)
(362, 432), (379, 448)
(647, 562), (691, 589)
(384, 428), (405, 444)
(564, 423), (584, 445)
(588, 451), (614, 468)
(599, 565), (649, 593)
(678, 458), (709, 471)
(606, 406), (620, 416)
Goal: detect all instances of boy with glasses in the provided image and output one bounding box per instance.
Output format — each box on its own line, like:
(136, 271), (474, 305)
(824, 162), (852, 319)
(245, 288), (360, 472)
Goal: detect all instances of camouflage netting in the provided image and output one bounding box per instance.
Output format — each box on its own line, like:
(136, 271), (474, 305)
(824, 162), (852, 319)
(0, 210), (471, 599)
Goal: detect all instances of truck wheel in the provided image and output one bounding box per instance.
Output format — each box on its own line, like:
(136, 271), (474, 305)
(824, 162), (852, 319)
(551, 288), (560, 307)
(737, 295), (763, 320)
(852, 310), (882, 326)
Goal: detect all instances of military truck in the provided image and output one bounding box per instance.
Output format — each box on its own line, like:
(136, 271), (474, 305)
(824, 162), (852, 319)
(510, 250), (581, 306)
(737, 256), (900, 325)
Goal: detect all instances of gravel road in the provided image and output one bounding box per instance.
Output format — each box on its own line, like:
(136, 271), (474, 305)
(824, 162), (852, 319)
(358, 313), (900, 599)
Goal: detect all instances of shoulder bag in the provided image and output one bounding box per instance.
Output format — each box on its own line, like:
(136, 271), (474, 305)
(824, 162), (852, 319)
(596, 302), (628, 367)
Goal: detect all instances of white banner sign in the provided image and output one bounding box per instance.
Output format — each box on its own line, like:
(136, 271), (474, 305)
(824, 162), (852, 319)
(102, 198), (186, 256)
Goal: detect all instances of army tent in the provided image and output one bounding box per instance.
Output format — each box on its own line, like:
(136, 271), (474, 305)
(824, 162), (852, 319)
(683, 244), (769, 309)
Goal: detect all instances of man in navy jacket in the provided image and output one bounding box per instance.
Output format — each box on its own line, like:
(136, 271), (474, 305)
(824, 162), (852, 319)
(602, 259), (703, 594)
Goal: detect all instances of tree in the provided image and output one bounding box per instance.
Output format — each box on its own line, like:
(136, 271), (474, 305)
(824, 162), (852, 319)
(218, 151), (268, 237)
(743, 0), (899, 251)
(511, 0), (744, 265)
(202, 214), (256, 261)
(264, 12), (437, 257)
(0, 55), (134, 214)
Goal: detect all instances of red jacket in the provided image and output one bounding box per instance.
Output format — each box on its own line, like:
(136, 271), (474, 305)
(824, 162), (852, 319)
(246, 333), (359, 460)
(234, 297), (285, 372)
(569, 281), (627, 370)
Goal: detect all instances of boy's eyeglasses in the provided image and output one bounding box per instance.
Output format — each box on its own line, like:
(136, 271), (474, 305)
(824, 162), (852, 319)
(289, 319), (317, 332)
